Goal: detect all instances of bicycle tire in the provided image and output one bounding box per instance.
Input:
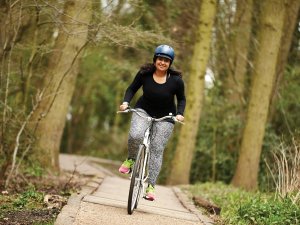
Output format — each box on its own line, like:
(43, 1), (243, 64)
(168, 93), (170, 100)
(134, 146), (148, 209)
(127, 145), (146, 214)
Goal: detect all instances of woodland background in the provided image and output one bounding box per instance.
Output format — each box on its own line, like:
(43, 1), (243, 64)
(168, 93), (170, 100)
(0, 0), (299, 197)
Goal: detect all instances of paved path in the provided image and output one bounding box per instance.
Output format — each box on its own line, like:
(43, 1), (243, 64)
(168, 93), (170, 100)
(55, 154), (214, 225)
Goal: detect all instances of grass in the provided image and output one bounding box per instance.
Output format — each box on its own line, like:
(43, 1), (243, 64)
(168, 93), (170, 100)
(187, 182), (300, 225)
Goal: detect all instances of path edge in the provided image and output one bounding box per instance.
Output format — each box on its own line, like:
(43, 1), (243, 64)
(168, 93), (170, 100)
(55, 176), (103, 225)
(172, 186), (215, 225)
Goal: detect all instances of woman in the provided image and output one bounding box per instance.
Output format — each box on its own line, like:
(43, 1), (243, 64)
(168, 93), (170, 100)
(118, 45), (186, 201)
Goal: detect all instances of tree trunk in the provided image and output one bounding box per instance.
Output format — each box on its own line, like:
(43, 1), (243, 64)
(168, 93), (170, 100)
(231, 0), (285, 190)
(167, 0), (217, 185)
(269, 0), (300, 121)
(226, 0), (253, 106)
(29, 0), (92, 171)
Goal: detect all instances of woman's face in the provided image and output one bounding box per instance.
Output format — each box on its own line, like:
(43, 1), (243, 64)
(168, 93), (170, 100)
(155, 56), (171, 72)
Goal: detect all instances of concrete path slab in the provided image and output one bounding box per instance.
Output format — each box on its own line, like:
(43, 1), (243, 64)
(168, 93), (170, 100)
(74, 202), (201, 225)
(83, 176), (199, 222)
(59, 154), (106, 177)
(55, 154), (214, 225)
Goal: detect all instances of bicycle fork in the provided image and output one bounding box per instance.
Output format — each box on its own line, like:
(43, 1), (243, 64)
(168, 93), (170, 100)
(141, 125), (151, 197)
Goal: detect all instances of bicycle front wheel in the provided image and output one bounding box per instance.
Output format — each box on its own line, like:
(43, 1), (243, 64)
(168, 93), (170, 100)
(127, 144), (146, 215)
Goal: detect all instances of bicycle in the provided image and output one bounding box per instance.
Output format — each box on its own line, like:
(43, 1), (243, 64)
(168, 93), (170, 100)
(117, 108), (184, 215)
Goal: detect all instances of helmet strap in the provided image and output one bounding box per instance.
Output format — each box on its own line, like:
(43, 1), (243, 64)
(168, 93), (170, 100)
(153, 56), (173, 66)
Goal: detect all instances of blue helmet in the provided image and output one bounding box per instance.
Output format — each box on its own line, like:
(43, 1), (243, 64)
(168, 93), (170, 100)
(154, 45), (175, 62)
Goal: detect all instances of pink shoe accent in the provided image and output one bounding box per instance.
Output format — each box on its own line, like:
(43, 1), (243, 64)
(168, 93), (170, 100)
(145, 193), (155, 201)
(118, 165), (131, 174)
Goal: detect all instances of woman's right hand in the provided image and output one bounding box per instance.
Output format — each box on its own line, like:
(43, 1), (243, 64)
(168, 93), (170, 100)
(119, 102), (129, 111)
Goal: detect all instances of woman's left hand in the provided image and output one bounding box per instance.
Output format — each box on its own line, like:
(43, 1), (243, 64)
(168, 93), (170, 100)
(176, 114), (184, 122)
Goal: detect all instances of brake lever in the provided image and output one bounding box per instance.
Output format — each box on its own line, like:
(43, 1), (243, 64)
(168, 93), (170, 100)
(173, 117), (185, 125)
(117, 109), (130, 113)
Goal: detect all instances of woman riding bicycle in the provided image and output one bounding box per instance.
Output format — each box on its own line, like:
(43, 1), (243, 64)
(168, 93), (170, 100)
(119, 45), (186, 201)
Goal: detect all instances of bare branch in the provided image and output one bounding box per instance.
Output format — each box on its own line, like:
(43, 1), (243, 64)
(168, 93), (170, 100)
(94, 23), (173, 48)
(41, 0), (90, 26)
(32, 41), (89, 135)
(5, 91), (42, 188)
(3, 1), (23, 137)
(14, 143), (31, 176)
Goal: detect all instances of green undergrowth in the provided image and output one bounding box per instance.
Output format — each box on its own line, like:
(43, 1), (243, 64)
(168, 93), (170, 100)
(0, 185), (44, 213)
(0, 185), (57, 225)
(188, 182), (300, 225)
(0, 171), (79, 225)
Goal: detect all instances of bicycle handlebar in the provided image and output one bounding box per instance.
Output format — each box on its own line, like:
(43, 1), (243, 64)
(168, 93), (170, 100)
(117, 108), (184, 124)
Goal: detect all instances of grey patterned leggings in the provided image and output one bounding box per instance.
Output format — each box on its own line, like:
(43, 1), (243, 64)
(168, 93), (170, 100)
(127, 109), (174, 186)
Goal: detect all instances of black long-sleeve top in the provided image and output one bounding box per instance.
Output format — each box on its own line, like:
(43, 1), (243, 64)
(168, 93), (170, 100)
(123, 70), (186, 119)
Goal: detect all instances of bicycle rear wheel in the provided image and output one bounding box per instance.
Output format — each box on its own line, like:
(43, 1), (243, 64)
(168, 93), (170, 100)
(127, 145), (146, 214)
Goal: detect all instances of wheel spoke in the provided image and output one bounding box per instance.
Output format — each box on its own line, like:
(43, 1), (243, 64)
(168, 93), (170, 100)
(127, 145), (146, 214)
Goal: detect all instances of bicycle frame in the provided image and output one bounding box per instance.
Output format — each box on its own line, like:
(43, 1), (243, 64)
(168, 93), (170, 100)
(139, 121), (152, 198)
(128, 112), (155, 201)
(117, 108), (183, 214)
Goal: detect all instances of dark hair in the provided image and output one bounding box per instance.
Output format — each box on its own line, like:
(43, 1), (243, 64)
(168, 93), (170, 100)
(139, 63), (182, 77)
